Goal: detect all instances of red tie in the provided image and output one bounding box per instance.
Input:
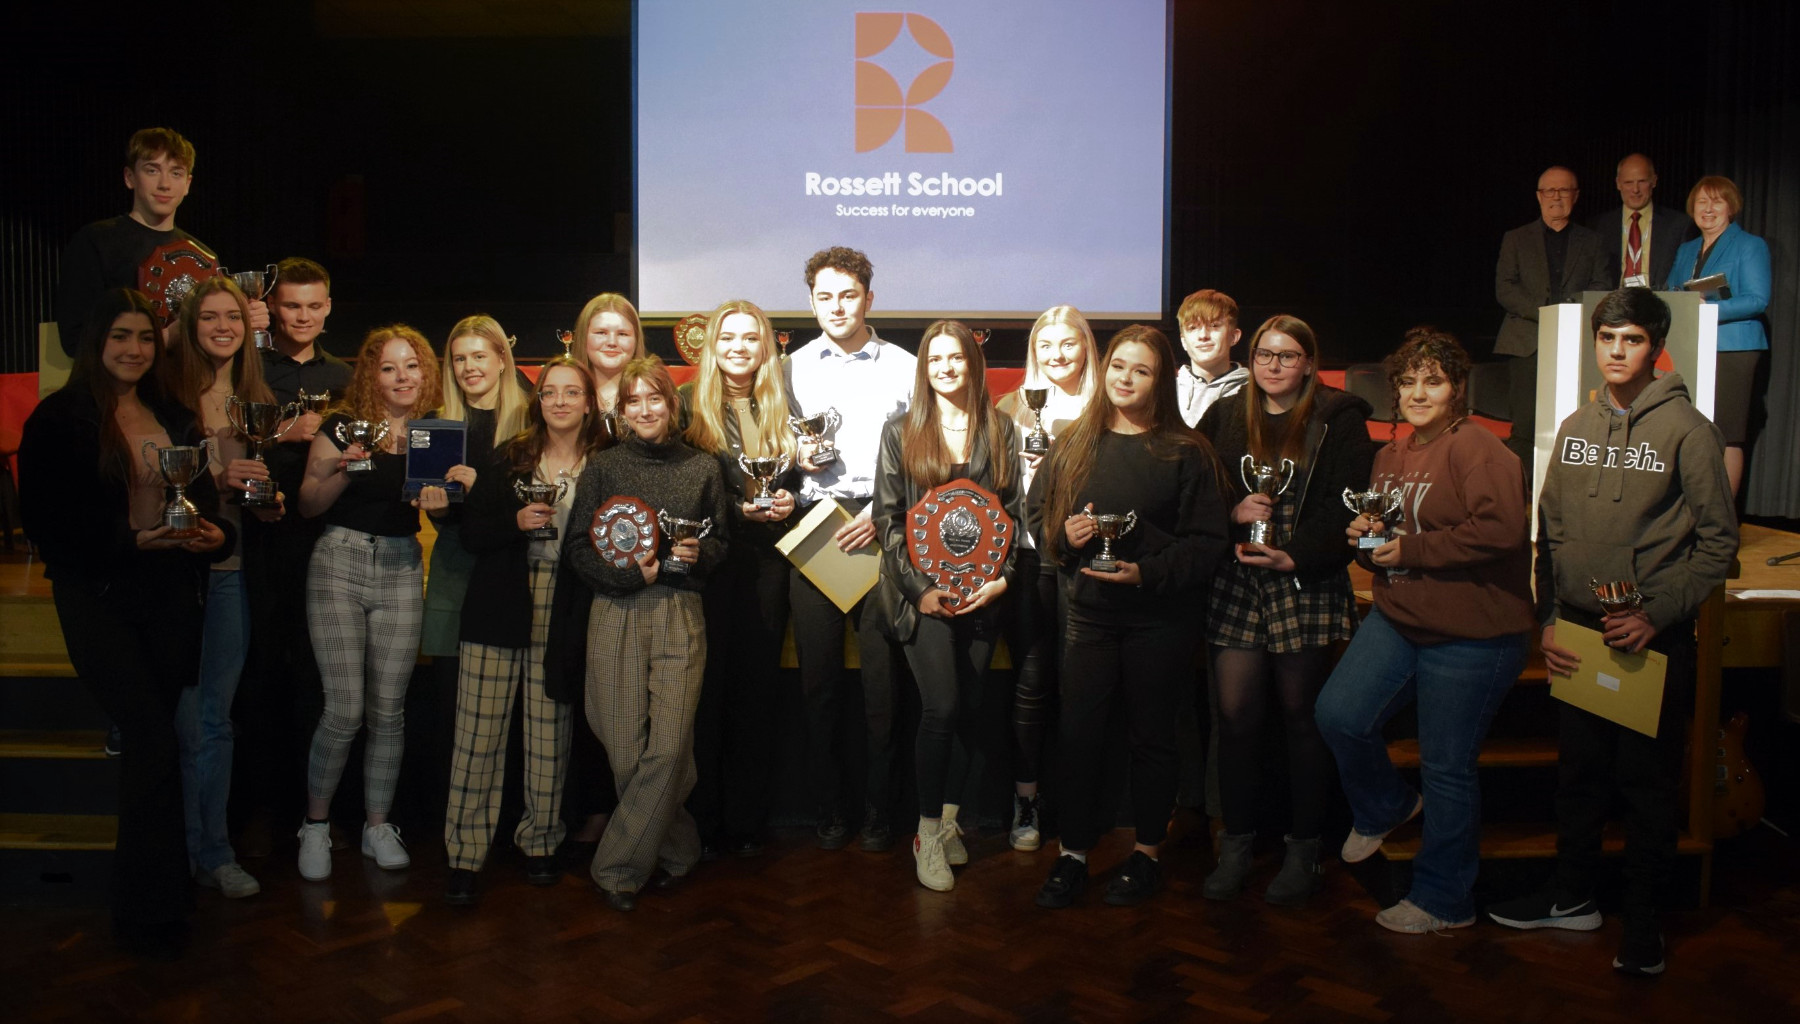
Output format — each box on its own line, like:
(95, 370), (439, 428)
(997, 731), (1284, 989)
(1625, 211), (1643, 279)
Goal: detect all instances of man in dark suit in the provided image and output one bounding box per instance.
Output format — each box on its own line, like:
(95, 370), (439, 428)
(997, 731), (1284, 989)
(1588, 153), (1694, 289)
(1494, 165), (1610, 469)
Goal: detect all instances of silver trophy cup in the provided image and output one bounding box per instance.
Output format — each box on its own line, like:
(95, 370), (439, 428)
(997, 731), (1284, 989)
(1022, 387), (1051, 455)
(333, 419), (391, 473)
(1081, 509), (1138, 573)
(737, 453), (792, 510)
(788, 408), (842, 468)
(1238, 455), (1297, 546)
(221, 263), (279, 351)
(1341, 487), (1404, 550)
(1589, 577), (1645, 616)
(141, 439), (214, 535)
(296, 389), (333, 415)
(514, 477), (571, 540)
(656, 510), (713, 575)
(226, 396), (301, 507)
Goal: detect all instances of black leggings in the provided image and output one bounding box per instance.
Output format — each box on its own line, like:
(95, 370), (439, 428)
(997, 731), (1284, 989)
(906, 610), (997, 817)
(1006, 549), (1058, 786)
(1210, 644), (1334, 840)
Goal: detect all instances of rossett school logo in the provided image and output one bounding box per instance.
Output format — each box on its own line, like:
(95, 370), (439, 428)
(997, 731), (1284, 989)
(855, 12), (954, 153)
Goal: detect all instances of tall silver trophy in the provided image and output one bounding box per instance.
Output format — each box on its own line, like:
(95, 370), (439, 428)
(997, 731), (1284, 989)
(226, 397), (301, 507)
(788, 408), (842, 468)
(514, 477), (571, 540)
(1022, 388), (1051, 455)
(1341, 487), (1404, 550)
(1238, 455), (1297, 546)
(737, 453), (792, 510)
(333, 420), (391, 473)
(221, 263), (279, 351)
(656, 510), (713, 575)
(141, 439), (214, 535)
(1081, 509), (1138, 573)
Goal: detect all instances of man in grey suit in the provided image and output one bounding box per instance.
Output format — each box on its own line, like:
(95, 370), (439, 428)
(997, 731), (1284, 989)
(1494, 165), (1610, 468)
(1588, 153), (1695, 290)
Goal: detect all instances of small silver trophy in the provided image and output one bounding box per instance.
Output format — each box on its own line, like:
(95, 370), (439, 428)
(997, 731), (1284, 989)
(1022, 388), (1051, 455)
(221, 264), (279, 352)
(333, 420), (391, 473)
(296, 389), (334, 415)
(514, 476), (571, 540)
(789, 408), (842, 468)
(776, 330), (791, 356)
(1239, 455), (1297, 546)
(1589, 577), (1644, 616)
(1341, 487), (1405, 550)
(226, 396), (301, 507)
(737, 453), (792, 510)
(656, 511), (713, 575)
(141, 439), (214, 535)
(1081, 509), (1138, 573)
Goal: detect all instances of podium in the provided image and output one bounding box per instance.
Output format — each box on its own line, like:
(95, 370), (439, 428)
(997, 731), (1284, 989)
(1527, 291), (1718, 521)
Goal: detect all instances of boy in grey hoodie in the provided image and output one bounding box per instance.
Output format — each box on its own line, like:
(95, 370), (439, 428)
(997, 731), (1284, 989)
(1489, 288), (1737, 976)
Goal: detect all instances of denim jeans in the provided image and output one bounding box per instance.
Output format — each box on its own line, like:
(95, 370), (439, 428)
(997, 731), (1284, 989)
(1315, 607), (1526, 922)
(177, 569), (249, 872)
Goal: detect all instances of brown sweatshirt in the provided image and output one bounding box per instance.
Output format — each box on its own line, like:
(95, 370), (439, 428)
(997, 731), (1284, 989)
(1364, 423), (1534, 644)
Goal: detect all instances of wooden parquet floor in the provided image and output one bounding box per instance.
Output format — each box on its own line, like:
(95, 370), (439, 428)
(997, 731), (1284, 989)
(3, 826), (1797, 1023)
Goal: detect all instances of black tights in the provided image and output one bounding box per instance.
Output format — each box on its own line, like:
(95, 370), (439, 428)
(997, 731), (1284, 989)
(1210, 644), (1333, 840)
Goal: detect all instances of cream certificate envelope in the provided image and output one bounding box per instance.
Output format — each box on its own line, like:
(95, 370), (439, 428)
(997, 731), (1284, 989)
(776, 497), (880, 613)
(1548, 621), (1668, 738)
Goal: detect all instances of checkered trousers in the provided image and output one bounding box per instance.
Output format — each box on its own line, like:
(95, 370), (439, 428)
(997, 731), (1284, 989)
(1206, 489), (1356, 654)
(445, 559), (572, 870)
(305, 526), (424, 814)
(585, 587), (707, 894)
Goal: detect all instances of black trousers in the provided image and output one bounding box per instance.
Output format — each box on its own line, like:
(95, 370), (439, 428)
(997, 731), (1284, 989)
(53, 564), (203, 931)
(789, 565), (899, 823)
(906, 608), (998, 818)
(689, 537), (790, 843)
(1503, 353), (1538, 471)
(1002, 548), (1059, 787)
(234, 516), (325, 824)
(1553, 614), (1696, 925)
(1056, 605), (1194, 852)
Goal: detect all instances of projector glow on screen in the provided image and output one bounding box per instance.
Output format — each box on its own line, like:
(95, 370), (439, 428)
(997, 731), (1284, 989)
(634, 0), (1171, 321)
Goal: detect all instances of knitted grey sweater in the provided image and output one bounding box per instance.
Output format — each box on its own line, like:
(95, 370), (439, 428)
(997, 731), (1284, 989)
(566, 434), (730, 596)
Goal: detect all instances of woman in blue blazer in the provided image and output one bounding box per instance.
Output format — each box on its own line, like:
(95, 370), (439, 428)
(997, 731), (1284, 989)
(1666, 174), (1770, 496)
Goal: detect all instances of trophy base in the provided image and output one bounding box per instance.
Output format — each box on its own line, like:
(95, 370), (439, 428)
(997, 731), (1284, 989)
(1357, 535), (1388, 550)
(1245, 528), (1274, 547)
(752, 497), (776, 510)
(243, 481), (280, 508)
(809, 448), (838, 468)
(527, 526), (559, 541)
(345, 460), (375, 473)
(663, 561), (692, 575)
(1023, 436), (1049, 455)
(162, 512), (201, 536)
(253, 331), (274, 352)
(1089, 558), (1121, 573)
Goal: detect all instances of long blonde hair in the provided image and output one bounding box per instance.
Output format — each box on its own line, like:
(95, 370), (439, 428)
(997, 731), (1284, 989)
(683, 299), (798, 461)
(1022, 304), (1099, 395)
(439, 314), (529, 448)
(575, 292), (647, 407)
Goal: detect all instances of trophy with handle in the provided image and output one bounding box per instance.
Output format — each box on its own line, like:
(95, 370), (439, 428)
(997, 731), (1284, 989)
(514, 476), (572, 540)
(788, 408), (842, 468)
(220, 263), (279, 351)
(1589, 577), (1644, 616)
(656, 510), (713, 575)
(333, 420), (391, 473)
(1341, 487), (1404, 550)
(1081, 509), (1138, 573)
(141, 439), (215, 535)
(738, 453), (792, 510)
(1238, 455), (1297, 546)
(1021, 388), (1051, 455)
(226, 396), (302, 507)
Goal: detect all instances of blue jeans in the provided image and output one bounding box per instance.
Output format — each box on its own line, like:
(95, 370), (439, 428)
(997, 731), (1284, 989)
(177, 569), (249, 872)
(1315, 608), (1526, 922)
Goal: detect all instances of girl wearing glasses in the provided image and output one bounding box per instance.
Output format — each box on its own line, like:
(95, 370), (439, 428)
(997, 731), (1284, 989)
(678, 300), (802, 859)
(442, 355), (609, 905)
(1197, 315), (1375, 906)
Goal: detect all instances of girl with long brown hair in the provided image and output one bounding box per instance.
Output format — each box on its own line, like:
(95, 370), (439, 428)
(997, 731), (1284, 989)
(1196, 314), (1375, 906)
(1027, 325), (1230, 909)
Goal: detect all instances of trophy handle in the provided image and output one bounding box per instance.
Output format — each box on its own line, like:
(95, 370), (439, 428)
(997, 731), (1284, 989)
(1080, 507), (1096, 525)
(775, 451), (792, 475)
(657, 510), (672, 534)
(225, 395), (249, 437)
(333, 421), (352, 447)
(513, 478), (530, 503)
(1382, 490), (1405, 518)
(1278, 458), (1298, 494)
(369, 420), (392, 449)
(262, 263), (279, 298)
(1238, 454), (1256, 493)
(141, 439), (160, 475)
(1122, 510), (1138, 536)
(697, 517), (713, 539)
(737, 453), (753, 475)
(270, 401), (304, 441)
(1341, 487), (1358, 513)
(822, 407), (841, 434)
(553, 477), (571, 504)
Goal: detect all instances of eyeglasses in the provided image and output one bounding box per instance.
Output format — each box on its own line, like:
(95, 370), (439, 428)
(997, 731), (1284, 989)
(538, 387), (588, 403)
(1536, 187), (1577, 198)
(1252, 348), (1305, 368)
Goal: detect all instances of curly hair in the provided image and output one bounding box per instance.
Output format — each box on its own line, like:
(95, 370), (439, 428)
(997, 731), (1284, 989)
(338, 324), (443, 426)
(804, 245), (873, 290)
(1382, 326), (1471, 446)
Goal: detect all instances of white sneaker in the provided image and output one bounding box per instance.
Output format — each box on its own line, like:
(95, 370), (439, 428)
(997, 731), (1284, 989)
(941, 817), (968, 866)
(297, 821), (333, 881)
(1009, 794), (1042, 852)
(361, 822), (411, 870)
(913, 823), (953, 891)
(196, 862), (261, 899)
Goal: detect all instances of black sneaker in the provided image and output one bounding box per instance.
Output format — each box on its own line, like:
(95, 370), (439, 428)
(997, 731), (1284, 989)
(1487, 890), (1602, 931)
(445, 869), (479, 906)
(859, 805), (894, 852)
(1613, 924), (1666, 976)
(1102, 850), (1163, 907)
(104, 725), (122, 758)
(1035, 854), (1089, 909)
(525, 856), (561, 886)
(817, 818), (852, 850)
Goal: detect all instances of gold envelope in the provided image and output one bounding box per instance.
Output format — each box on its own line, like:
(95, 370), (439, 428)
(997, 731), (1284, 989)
(775, 497), (881, 613)
(1548, 621), (1668, 738)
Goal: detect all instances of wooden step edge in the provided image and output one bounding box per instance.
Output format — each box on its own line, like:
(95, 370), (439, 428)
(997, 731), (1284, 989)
(1381, 824), (1708, 861)
(0, 812), (118, 850)
(1387, 737), (1559, 769)
(0, 729), (111, 759)
(0, 660), (79, 679)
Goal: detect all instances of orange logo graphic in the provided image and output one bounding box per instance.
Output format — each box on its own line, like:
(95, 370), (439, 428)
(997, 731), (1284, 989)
(855, 12), (953, 153)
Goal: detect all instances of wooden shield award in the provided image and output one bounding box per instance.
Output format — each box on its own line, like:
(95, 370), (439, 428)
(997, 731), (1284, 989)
(907, 478), (1012, 609)
(673, 312), (709, 366)
(137, 238), (221, 326)
(590, 496), (658, 569)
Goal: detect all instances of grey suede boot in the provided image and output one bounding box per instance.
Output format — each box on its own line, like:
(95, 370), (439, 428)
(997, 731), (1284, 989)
(1202, 832), (1256, 901)
(1264, 834), (1322, 906)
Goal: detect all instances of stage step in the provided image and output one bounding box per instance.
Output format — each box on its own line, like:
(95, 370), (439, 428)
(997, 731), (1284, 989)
(1386, 736), (1558, 769)
(0, 813), (117, 851)
(0, 729), (108, 759)
(1381, 822), (1709, 861)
